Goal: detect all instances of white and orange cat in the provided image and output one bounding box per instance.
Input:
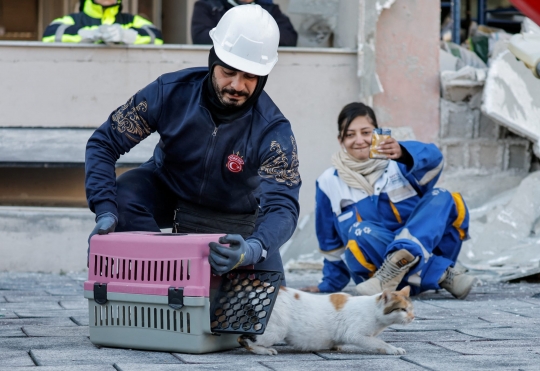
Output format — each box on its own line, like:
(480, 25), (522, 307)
(238, 286), (414, 355)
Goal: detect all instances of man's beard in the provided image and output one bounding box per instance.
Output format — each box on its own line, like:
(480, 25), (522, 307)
(212, 73), (250, 108)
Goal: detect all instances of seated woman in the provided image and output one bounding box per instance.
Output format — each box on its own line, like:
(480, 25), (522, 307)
(304, 102), (476, 299)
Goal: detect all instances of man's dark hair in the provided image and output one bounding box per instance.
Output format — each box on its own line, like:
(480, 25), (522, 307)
(337, 102), (378, 141)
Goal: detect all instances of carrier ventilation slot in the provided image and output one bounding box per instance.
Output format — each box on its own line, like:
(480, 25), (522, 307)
(94, 256), (192, 283)
(93, 304), (190, 333)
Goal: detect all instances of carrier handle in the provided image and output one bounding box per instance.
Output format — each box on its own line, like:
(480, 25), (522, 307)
(168, 287), (184, 309)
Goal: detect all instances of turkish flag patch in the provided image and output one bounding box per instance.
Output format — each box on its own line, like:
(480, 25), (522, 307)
(226, 152), (244, 173)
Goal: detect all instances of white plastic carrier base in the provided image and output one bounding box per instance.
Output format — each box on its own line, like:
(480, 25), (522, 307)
(85, 232), (239, 354)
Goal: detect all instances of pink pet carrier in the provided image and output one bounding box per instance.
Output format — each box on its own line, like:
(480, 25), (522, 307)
(84, 232), (283, 353)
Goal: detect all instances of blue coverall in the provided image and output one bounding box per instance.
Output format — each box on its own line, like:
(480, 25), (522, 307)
(315, 141), (469, 295)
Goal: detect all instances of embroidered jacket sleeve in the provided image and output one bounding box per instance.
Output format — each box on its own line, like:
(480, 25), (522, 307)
(250, 122), (301, 262)
(315, 181), (351, 292)
(398, 141), (444, 195)
(85, 79), (161, 218)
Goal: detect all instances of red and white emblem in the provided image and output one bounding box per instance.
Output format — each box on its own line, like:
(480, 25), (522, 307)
(226, 152), (244, 173)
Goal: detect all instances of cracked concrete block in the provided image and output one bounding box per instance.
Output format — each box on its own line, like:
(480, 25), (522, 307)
(440, 99), (476, 139)
(443, 144), (469, 170)
(467, 91), (483, 109)
(477, 114), (500, 139)
(470, 142), (504, 171)
(505, 141), (531, 171)
(440, 66), (486, 102)
(441, 80), (485, 103)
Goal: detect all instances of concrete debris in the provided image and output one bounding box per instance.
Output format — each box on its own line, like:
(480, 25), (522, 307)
(482, 50), (540, 158)
(459, 171), (540, 282)
(490, 38), (511, 62)
(437, 172), (527, 209)
(441, 42), (487, 69)
(522, 17), (540, 35)
(440, 49), (464, 72)
(284, 252), (324, 271)
(440, 66), (487, 102)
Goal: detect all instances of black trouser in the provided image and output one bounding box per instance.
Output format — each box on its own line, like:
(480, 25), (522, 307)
(115, 163), (285, 276)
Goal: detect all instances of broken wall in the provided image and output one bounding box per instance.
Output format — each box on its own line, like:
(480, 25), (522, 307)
(373, 0), (441, 143)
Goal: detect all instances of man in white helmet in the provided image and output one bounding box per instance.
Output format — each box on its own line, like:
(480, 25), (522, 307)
(85, 5), (301, 277)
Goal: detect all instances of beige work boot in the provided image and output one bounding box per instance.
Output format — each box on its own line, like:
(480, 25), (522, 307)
(439, 266), (477, 300)
(355, 249), (420, 296)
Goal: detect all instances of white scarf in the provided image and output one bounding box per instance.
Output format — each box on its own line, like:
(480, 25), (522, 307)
(331, 150), (389, 195)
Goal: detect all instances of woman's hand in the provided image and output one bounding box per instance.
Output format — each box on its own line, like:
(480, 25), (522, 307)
(376, 137), (402, 160)
(299, 286), (320, 293)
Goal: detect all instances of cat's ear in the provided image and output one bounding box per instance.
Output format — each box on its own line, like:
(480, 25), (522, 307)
(380, 289), (393, 304)
(399, 286), (411, 297)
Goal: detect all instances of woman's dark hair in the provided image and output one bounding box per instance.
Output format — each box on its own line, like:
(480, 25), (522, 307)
(337, 102), (378, 141)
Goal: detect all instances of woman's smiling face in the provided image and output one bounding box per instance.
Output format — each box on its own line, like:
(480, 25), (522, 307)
(339, 116), (376, 161)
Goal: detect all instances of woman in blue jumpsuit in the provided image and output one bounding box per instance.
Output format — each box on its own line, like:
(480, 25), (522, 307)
(305, 102), (476, 299)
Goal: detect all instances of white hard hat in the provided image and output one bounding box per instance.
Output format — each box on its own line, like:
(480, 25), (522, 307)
(209, 4), (280, 76)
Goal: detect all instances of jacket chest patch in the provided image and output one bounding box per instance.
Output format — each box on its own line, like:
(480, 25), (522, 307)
(383, 167), (417, 203)
(227, 152), (244, 173)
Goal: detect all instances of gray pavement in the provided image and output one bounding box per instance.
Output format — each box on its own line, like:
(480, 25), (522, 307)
(1, 270), (540, 370)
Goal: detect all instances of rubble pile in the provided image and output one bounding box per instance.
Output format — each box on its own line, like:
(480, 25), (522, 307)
(439, 30), (533, 175)
(441, 18), (540, 282)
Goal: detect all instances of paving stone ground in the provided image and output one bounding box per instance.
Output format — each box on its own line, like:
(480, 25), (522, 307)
(1, 270), (540, 370)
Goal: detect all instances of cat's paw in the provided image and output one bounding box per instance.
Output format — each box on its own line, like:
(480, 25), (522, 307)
(385, 345), (406, 355)
(251, 346), (278, 355)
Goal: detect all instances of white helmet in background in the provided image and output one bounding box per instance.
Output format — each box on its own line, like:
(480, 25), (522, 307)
(209, 4), (280, 76)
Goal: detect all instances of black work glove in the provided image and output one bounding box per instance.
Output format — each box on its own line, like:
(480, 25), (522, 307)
(208, 234), (264, 276)
(87, 212), (118, 267)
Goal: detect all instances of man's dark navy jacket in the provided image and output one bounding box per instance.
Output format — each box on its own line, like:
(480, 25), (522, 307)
(85, 67), (301, 268)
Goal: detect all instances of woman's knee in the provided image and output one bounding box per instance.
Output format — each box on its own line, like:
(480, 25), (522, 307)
(348, 221), (376, 240)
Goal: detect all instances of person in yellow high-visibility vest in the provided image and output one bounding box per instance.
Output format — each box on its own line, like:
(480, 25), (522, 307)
(42, 0), (163, 45)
